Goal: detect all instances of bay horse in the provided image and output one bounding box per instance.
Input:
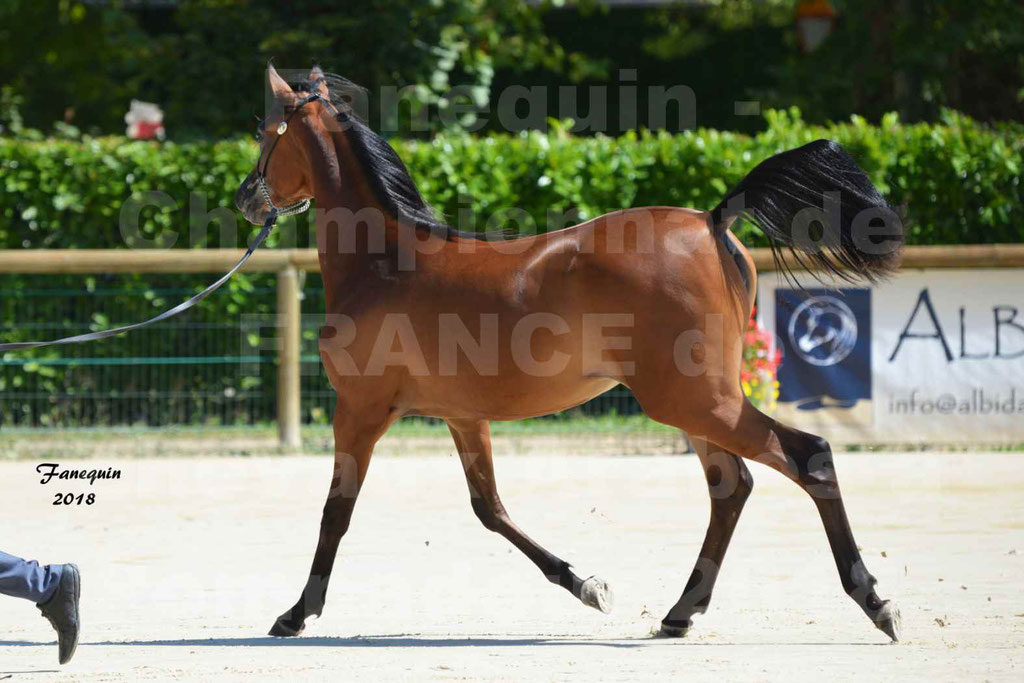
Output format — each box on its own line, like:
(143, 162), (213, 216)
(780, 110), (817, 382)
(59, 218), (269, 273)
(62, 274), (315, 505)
(235, 64), (903, 642)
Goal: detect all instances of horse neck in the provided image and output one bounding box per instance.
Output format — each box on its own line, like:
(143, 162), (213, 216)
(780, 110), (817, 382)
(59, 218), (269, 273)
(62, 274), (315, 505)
(311, 125), (401, 293)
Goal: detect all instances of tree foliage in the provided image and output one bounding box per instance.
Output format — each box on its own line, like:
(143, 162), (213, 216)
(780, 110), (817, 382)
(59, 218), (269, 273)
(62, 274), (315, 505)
(2, 1), (1020, 139)
(645, 0), (1024, 124)
(0, 0), (599, 138)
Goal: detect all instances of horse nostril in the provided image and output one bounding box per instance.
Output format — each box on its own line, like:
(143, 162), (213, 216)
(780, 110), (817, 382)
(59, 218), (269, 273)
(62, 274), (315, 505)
(235, 184), (254, 212)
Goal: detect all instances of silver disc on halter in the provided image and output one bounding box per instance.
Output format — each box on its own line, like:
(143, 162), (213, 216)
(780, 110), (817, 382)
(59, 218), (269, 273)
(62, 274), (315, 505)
(277, 121), (288, 135)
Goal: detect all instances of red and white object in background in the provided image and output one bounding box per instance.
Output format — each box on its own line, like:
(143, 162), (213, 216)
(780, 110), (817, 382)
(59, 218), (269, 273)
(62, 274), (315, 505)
(125, 100), (165, 140)
(795, 0), (836, 54)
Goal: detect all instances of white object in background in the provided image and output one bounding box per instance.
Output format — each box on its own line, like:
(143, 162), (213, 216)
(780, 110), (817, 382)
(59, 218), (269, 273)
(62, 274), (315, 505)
(125, 100), (165, 140)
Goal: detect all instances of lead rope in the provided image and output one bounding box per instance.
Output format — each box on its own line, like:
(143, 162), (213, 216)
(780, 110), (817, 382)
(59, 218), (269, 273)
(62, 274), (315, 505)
(0, 83), (332, 353)
(0, 210), (278, 351)
(0, 81), (331, 352)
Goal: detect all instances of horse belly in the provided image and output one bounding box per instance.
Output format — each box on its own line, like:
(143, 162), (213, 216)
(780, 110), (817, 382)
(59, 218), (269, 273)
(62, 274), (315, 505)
(411, 374), (621, 421)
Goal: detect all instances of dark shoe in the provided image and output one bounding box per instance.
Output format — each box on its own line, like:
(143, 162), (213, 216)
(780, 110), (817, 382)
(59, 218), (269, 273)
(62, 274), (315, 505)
(37, 563), (80, 665)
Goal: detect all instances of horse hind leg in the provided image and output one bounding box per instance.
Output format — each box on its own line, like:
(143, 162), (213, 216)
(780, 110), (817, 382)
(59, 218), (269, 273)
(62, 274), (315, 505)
(447, 418), (613, 614)
(650, 395), (900, 641)
(660, 436), (753, 637)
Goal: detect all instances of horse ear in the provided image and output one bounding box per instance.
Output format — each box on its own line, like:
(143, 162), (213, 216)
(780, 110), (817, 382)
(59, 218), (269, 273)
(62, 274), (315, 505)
(309, 62), (329, 98)
(267, 62), (293, 100)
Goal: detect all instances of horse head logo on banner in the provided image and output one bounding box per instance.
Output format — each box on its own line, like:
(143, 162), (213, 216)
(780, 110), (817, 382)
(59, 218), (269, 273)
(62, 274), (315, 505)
(788, 295), (860, 367)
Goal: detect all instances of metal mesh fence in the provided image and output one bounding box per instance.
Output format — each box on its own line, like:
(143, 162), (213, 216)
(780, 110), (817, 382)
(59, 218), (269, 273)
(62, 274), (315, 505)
(0, 274), (648, 429)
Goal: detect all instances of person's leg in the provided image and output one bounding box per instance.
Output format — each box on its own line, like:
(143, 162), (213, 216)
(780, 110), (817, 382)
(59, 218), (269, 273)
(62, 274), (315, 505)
(38, 563), (81, 665)
(0, 550), (63, 604)
(0, 551), (79, 665)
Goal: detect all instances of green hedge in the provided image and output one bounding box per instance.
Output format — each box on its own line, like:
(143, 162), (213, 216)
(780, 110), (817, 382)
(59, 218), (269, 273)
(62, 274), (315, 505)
(401, 109), (1024, 246)
(2, 108), (1023, 253)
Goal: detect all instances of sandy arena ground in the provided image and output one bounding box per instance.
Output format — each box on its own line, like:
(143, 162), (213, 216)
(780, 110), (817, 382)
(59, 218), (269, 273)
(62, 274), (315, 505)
(0, 445), (1022, 681)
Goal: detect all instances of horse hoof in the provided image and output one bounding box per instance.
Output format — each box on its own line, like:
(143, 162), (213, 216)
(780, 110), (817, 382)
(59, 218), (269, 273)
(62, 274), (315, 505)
(874, 601), (901, 642)
(658, 618), (691, 638)
(579, 576), (614, 614)
(268, 616), (305, 638)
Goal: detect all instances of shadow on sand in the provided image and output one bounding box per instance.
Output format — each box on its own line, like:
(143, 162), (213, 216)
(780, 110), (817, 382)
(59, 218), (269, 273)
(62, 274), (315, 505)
(0, 634), (888, 651)
(0, 635), (647, 650)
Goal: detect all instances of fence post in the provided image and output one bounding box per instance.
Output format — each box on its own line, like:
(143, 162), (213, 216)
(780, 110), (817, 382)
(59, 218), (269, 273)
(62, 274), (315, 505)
(276, 266), (302, 448)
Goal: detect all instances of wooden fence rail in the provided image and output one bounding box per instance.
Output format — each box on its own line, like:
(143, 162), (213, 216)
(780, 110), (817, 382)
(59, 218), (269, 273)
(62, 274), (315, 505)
(3, 244), (1023, 275)
(1, 243), (1022, 445)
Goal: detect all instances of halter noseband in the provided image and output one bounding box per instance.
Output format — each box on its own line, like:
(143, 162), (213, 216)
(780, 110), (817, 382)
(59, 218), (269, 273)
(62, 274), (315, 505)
(255, 83), (333, 217)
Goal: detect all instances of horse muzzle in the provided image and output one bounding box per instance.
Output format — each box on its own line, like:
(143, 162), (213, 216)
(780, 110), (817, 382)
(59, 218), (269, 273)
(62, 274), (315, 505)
(235, 173), (271, 226)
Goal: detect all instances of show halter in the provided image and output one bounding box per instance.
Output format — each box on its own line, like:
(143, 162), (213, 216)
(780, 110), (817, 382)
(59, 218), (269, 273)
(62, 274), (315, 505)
(0, 86), (328, 352)
(253, 86), (326, 218)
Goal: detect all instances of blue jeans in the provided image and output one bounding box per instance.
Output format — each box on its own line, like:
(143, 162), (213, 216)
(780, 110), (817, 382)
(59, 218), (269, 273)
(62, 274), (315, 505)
(0, 551), (63, 604)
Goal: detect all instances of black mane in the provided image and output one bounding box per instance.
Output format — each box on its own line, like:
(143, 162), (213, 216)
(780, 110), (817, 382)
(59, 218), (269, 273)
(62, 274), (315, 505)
(292, 73), (491, 241)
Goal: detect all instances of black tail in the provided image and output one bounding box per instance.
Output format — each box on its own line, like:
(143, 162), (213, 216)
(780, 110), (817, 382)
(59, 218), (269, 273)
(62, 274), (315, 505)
(711, 139), (903, 283)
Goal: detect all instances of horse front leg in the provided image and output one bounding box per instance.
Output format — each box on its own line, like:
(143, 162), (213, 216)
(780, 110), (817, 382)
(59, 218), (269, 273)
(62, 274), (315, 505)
(447, 418), (613, 614)
(269, 398), (395, 637)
